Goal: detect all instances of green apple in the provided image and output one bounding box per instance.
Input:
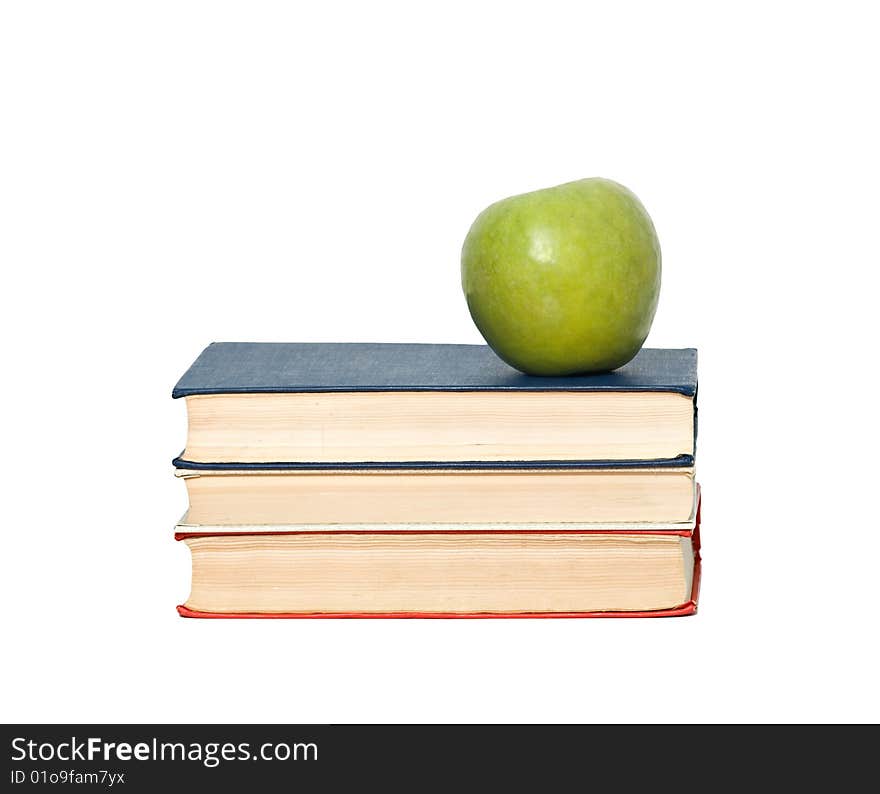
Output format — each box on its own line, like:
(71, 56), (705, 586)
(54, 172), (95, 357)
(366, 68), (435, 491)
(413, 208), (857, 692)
(461, 178), (661, 375)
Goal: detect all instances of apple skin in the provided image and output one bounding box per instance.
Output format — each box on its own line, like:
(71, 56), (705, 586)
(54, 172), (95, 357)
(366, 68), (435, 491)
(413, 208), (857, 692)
(461, 178), (661, 375)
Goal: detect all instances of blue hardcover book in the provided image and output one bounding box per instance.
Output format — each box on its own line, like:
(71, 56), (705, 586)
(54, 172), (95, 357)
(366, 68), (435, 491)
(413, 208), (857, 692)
(173, 342), (697, 469)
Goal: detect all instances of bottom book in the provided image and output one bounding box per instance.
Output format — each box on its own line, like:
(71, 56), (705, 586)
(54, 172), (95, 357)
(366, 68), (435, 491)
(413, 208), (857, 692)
(176, 492), (701, 619)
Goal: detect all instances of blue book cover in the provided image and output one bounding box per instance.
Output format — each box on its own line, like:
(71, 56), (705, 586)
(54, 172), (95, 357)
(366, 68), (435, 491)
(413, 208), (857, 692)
(174, 342), (696, 397)
(173, 343), (697, 469)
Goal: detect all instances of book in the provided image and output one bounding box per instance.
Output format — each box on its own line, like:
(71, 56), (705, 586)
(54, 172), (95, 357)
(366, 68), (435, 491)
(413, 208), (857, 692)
(176, 494), (700, 618)
(173, 343), (697, 467)
(176, 466), (696, 526)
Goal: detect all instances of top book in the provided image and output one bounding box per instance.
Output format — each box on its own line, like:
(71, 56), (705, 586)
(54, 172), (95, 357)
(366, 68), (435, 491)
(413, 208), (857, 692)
(173, 343), (697, 468)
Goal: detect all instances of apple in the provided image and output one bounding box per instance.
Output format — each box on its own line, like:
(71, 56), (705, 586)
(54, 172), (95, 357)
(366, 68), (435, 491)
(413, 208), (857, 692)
(461, 178), (661, 375)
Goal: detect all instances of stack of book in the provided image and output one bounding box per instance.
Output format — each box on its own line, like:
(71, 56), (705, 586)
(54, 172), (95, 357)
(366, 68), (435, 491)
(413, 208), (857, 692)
(172, 342), (700, 618)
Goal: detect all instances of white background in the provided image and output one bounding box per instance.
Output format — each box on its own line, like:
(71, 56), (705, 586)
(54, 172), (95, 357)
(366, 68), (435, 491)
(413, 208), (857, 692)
(2, 1), (878, 723)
